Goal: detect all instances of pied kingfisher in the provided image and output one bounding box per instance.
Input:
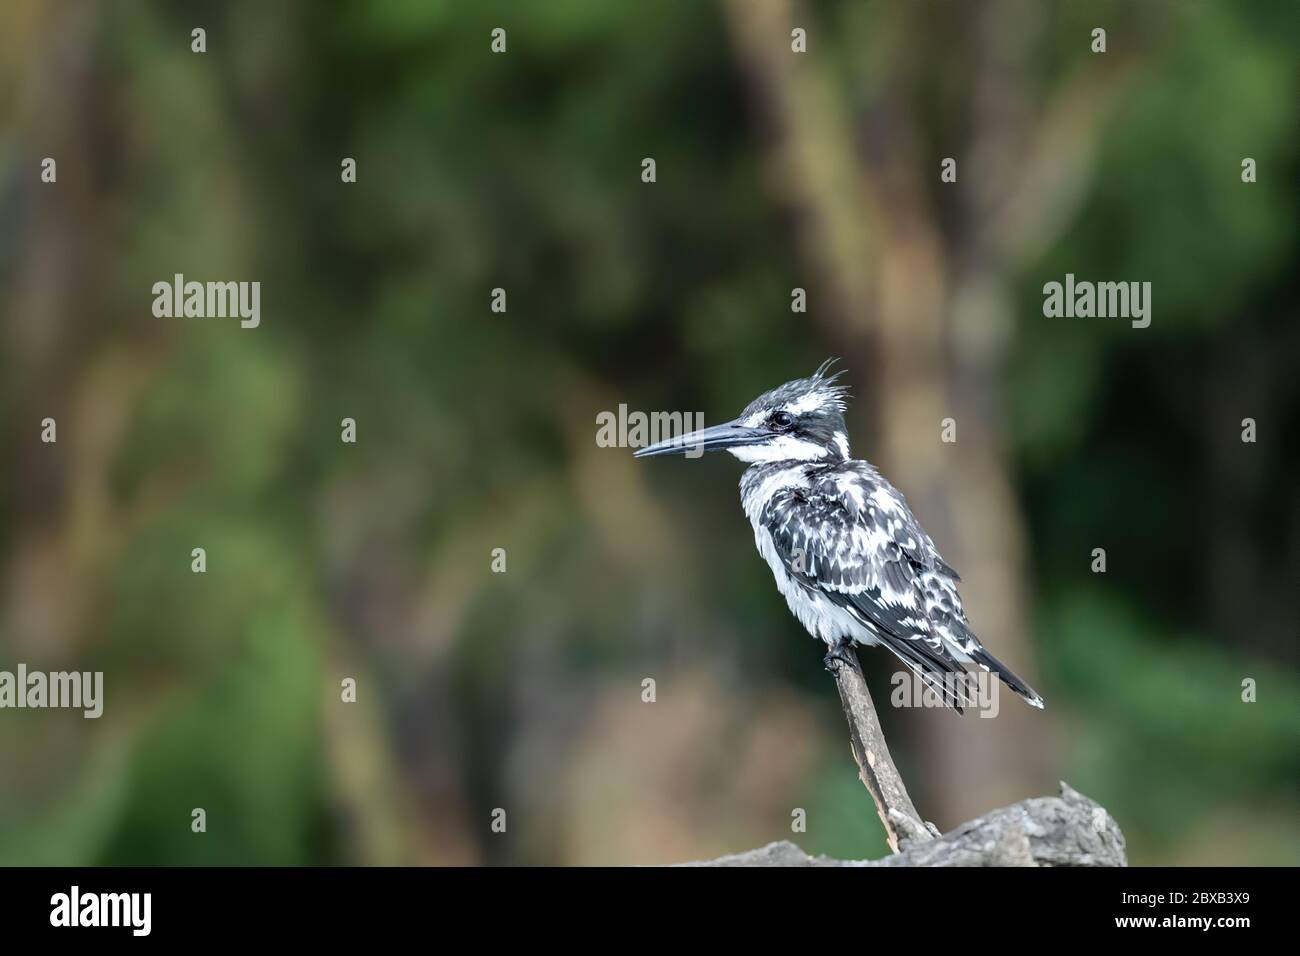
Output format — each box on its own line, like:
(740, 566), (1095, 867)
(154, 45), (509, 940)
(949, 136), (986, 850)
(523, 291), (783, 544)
(635, 361), (1044, 712)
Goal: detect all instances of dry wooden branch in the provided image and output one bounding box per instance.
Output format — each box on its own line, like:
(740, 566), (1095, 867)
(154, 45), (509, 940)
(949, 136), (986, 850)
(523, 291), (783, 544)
(682, 783), (1127, 867)
(825, 645), (934, 853)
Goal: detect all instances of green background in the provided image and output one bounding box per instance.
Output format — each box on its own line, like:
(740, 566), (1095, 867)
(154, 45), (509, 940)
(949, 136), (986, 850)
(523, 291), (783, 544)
(0, 0), (1295, 865)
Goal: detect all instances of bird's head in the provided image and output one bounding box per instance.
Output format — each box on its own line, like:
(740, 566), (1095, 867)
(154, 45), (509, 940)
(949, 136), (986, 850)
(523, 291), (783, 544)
(634, 360), (851, 463)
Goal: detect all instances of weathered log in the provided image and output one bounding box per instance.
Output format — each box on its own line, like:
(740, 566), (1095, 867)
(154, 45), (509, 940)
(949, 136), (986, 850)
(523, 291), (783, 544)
(682, 783), (1127, 867)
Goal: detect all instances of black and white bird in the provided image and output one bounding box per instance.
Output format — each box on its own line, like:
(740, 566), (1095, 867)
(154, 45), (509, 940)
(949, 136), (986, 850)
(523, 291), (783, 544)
(634, 361), (1043, 712)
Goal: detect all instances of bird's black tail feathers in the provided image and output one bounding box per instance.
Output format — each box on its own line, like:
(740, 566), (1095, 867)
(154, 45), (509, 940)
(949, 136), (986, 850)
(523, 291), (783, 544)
(876, 635), (1045, 714)
(874, 633), (972, 714)
(968, 646), (1046, 710)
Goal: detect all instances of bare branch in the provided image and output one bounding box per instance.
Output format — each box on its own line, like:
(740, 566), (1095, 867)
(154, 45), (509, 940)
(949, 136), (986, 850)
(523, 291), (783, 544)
(826, 646), (933, 853)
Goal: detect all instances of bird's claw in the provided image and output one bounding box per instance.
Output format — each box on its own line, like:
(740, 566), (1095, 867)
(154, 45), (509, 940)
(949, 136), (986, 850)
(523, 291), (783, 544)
(823, 642), (854, 675)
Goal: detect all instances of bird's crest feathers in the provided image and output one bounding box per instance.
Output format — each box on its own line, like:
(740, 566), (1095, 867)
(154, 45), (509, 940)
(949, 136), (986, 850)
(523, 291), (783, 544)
(742, 358), (852, 420)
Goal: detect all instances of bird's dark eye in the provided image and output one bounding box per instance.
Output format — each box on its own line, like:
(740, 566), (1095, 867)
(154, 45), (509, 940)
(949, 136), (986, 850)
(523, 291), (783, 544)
(771, 411), (795, 429)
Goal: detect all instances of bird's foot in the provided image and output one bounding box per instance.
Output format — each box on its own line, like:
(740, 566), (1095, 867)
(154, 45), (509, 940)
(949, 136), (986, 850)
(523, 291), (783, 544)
(823, 641), (855, 675)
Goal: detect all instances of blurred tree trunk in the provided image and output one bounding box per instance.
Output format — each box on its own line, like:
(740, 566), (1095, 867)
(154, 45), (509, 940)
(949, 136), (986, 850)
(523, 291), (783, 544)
(721, 0), (1128, 825)
(2, 1), (106, 662)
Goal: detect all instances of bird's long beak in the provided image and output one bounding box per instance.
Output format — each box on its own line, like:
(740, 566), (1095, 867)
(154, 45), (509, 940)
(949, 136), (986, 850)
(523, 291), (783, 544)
(632, 419), (771, 458)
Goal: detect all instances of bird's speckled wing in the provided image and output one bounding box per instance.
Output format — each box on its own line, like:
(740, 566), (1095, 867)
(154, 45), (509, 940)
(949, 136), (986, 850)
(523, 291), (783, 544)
(760, 462), (974, 707)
